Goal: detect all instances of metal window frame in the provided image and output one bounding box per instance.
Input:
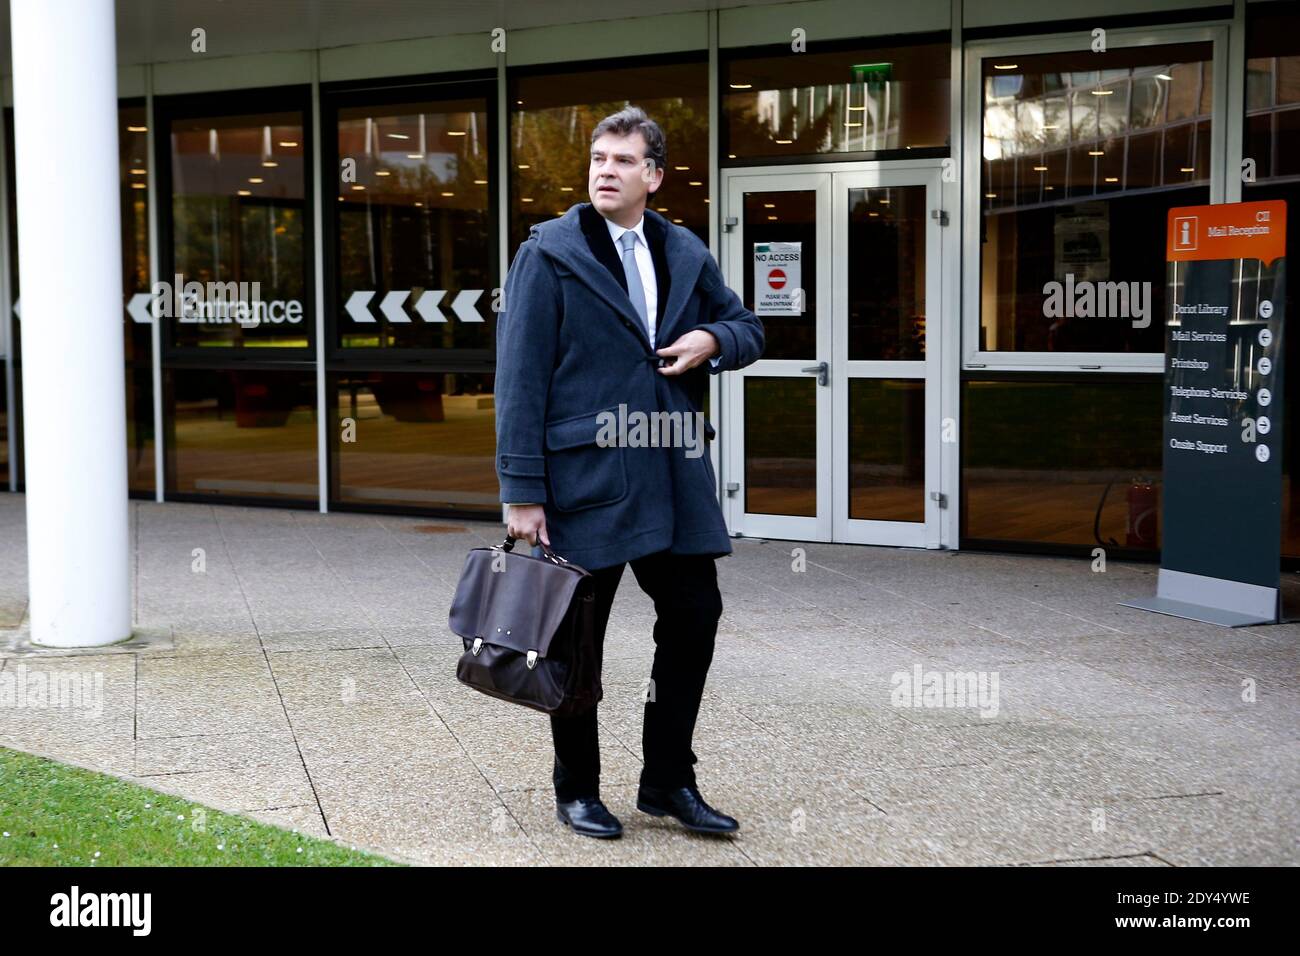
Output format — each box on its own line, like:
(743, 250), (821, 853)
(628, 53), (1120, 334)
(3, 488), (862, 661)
(962, 21), (1232, 373)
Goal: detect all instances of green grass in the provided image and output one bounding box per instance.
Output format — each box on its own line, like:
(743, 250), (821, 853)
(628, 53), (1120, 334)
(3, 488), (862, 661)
(0, 746), (403, 867)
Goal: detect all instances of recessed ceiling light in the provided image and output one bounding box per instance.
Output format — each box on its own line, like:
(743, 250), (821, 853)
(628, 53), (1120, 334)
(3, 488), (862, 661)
(521, 197), (534, 202)
(993, 63), (1018, 70)
(441, 191), (454, 197)
(262, 161), (278, 168)
(130, 182), (146, 190)
(447, 130), (466, 136)
(729, 83), (753, 89)
(688, 181), (703, 186)
(414, 201), (423, 207)
(247, 177), (264, 184)
(1091, 89), (1114, 96)
(278, 140), (298, 147)
(767, 215), (777, 220)
(1033, 165), (1048, 171)
(127, 125), (147, 133)
(1104, 176), (1118, 182)
(352, 185), (365, 191)
(985, 192), (997, 198)
(775, 139), (793, 145)
(1180, 166), (1195, 173)
(560, 186), (573, 191)
(130, 168), (147, 175)
(376, 170), (391, 176)
(1088, 150), (1104, 156)
(675, 165), (690, 171)
(517, 164), (530, 169)
(237, 189), (251, 196)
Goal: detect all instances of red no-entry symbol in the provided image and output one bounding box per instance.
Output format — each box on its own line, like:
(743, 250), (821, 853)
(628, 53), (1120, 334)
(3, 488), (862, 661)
(768, 268), (787, 289)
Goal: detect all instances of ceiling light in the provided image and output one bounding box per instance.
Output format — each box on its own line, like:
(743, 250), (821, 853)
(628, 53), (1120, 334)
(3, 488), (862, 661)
(1091, 88), (1114, 96)
(775, 139), (793, 145)
(985, 192), (997, 199)
(441, 191), (454, 197)
(730, 83), (753, 89)
(247, 177), (264, 184)
(675, 165), (690, 171)
(1033, 165), (1048, 171)
(387, 133), (410, 140)
(1180, 166), (1195, 173)
(376, 170), (391, 176)
(127, 125), (147, 133)
(130, 182), (146, 190)
(262, 161), (278, 168)
(278, 140), (298, 147)
(130, 168), (147, 175)
(992, 63), (1018, 70)
(688, 181), (703, 186)
(1088, 150), (1104, 156)
(1104, 176), (1118, 182)
(447, 130), (465, 136)
(237, 189), (251, 196)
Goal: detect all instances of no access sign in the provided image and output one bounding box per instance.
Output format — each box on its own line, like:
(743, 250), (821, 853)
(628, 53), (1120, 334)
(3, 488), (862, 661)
(754, 242), (801, 316)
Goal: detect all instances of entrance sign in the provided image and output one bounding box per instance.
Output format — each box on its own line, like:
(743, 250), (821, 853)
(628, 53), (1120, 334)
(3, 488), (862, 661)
(1121, 200), (1286, 627)
(753, 241), (801, 315)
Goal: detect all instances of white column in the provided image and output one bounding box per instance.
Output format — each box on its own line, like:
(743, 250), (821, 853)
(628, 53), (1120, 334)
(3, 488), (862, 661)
(10, 0), (131, 647)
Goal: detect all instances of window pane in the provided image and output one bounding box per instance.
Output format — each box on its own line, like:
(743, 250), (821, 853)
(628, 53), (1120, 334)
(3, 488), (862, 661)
(979, 43), (1212, 353)
(168, 109), (308, 348)
(723, 39), (949, 160)
(510, 58), (709, 251)
(962, 377), (1163, 550)
(741, 189), (816, 361)
(744, 376), (815, 516)
(334, 95), (494, 351)
(848, 379), (925, 521)
(331, 370), (498, 513)
(166, 368), (317, 501)
(847, 185), (926, 360)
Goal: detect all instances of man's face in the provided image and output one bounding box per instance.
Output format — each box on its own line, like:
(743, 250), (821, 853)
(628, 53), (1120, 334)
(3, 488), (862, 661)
(588, 130), (663, 222)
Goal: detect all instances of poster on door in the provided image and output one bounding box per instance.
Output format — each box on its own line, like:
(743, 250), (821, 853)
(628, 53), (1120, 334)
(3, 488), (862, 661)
(753, 242), (802, 315)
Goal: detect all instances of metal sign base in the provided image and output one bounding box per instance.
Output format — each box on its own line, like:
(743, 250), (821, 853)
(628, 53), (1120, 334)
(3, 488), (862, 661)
(1121, 569), (1280, 628)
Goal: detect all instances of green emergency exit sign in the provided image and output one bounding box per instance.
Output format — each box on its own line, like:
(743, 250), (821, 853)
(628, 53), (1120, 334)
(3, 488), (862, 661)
(852, 62), (892, 84)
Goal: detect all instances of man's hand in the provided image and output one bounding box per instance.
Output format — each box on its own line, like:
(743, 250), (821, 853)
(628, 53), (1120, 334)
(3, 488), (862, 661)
(506, 504), (549, 547)
(655, 329), (719, 376)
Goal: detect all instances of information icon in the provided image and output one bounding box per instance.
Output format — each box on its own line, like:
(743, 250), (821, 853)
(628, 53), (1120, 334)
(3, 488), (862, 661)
(1258, 328), (1273, 348)
(1256, 444), (1270, 463)
(1258, 356), (1272, 376)
(1258, 416), (1271, 435)
(1258, 387), (1272, 407)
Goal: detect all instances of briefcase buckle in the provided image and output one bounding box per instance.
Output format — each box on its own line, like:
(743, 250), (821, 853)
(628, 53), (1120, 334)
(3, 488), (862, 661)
(526, 650), (539, 669)
(471, 637), (484, 656)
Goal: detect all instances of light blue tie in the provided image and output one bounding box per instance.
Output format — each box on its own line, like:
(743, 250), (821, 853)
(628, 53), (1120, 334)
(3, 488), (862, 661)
(618, 230), (650, 341)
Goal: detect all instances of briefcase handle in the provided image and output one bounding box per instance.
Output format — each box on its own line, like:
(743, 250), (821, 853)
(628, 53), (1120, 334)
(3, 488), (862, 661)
(500, 534), (571, 567)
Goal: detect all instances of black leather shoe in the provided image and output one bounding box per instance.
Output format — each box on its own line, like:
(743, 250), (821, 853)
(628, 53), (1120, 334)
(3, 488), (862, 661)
(637, 784), (740, 834)
(556, 796), (623, 839)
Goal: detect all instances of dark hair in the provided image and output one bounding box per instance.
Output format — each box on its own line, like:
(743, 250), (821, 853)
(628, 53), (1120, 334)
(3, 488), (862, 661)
(590, 105), (667, 174)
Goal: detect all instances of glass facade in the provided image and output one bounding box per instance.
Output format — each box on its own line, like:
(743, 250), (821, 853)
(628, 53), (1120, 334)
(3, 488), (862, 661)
(0, 12), (1295, 568)
(979, 43), (1213, 354)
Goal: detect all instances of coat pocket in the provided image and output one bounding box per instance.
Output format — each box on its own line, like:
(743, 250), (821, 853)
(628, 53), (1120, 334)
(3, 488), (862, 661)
(544, 405), (629, 513)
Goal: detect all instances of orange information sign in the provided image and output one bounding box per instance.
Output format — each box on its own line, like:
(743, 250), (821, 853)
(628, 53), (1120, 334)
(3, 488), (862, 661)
(1167, 200), (1286, 266)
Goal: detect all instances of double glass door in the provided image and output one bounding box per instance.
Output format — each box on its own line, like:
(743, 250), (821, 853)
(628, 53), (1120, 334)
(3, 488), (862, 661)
(721, 163), (943, 547)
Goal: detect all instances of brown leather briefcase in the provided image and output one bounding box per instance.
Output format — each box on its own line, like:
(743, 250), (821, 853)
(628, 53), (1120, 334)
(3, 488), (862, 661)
(448, 535), (602, 716)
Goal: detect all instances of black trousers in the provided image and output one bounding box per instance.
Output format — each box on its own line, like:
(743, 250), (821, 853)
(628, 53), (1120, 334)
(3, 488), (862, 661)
(549, 549), (723, 802)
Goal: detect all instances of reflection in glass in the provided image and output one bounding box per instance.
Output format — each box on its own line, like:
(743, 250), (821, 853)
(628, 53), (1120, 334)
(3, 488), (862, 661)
(744, 376), (815, 516)
(169, 110), (307, 348)
(741, 189), (815, 361)
(121, 104), (154, 493)
(980, 44), (1213, 353)
(166, 368), (317, 500)
(848, 379), (924, 522)
(723, 40), (949, 159)
(335, 97), (493, 350)
(962, 377), (1162, 549)
(510, 58), (709, 250)
(847, 186), (925, 360)
(331, 371), (497, 513)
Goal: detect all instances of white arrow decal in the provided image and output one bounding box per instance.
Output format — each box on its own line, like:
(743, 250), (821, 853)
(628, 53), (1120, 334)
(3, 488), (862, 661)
(126, 292), (154, 323)
(412, 289), (446, 323)
(451, 289), (484, 323)
(380, 290), (411, 323)
(345, 290), (376, 323)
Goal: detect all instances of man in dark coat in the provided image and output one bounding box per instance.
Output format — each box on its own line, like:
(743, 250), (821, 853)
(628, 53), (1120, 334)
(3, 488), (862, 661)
(495, 106), (764, 838)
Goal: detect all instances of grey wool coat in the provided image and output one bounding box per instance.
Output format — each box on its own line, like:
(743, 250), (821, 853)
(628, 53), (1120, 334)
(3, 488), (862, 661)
(494, 202), (765, 569)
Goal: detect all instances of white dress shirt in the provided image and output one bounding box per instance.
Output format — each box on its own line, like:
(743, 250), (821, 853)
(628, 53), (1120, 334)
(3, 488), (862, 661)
(604, 213), (721, 368)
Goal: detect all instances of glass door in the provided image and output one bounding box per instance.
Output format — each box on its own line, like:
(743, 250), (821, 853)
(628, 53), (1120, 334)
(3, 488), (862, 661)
(722, 164), (943, 547)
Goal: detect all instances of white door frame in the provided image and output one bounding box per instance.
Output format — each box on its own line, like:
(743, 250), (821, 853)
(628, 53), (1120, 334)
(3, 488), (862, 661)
(720, 159), (945, 549)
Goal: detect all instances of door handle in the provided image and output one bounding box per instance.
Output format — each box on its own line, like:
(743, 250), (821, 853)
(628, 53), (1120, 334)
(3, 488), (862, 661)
(800, 361), (828, 386)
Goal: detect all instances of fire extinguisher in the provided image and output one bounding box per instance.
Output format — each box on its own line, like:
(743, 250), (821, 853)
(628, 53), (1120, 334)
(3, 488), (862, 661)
(1095, 475), (1160, 550)
(1125, 476), (1158, 549)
